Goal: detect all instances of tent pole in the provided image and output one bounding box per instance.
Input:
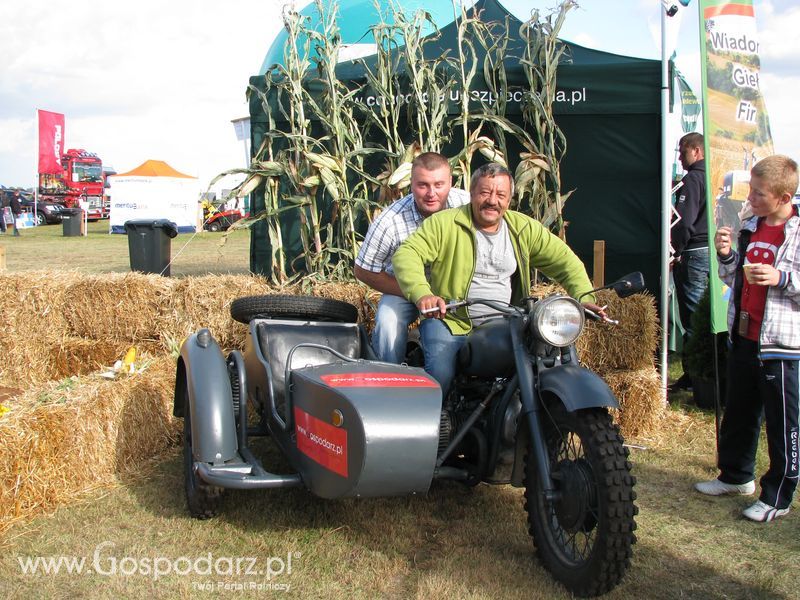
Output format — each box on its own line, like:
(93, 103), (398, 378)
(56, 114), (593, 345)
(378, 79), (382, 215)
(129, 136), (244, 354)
(659, 7), (670, 403)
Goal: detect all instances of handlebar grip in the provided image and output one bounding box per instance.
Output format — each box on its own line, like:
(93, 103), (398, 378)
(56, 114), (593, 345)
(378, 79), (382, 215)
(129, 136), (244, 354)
(584, 308), (601, 321)
(421, 300), (467, 315)
(584, 307), (619, 325)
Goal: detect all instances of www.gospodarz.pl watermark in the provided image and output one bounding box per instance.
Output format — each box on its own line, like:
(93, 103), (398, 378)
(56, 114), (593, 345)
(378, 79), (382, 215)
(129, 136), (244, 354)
(17, 541), (298, 590)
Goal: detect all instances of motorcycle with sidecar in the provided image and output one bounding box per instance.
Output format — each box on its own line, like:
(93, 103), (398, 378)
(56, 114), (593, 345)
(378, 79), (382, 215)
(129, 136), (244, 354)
(174, 272), (645, 597)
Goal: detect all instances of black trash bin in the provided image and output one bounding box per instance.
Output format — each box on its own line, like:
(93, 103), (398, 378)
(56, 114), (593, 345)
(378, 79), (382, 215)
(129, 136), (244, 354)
(124, 219), (179, 276)
(62, 208), (83, 237)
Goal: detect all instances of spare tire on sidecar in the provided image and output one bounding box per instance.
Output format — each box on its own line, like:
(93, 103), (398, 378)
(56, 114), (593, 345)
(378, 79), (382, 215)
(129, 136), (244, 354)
(174, 294), (443, 517)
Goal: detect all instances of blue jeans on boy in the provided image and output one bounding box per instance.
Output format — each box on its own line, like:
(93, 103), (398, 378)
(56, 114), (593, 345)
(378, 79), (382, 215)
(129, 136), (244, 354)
(419, 317), (467, 394)
(371, 294), (419, 363)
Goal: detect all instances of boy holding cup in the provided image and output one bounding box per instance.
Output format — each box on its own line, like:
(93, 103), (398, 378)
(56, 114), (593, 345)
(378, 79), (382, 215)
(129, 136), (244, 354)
(695, 155), (800, 522)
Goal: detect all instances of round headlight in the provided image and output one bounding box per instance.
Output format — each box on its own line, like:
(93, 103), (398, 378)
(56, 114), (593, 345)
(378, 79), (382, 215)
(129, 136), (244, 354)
(531, 296), (584, 347)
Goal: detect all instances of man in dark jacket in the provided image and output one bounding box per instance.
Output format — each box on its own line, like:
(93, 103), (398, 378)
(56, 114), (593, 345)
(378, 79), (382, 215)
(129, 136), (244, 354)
(9, 191), (22, 237)
(0, 192), (7, 234)
(671, 132), (708, 390)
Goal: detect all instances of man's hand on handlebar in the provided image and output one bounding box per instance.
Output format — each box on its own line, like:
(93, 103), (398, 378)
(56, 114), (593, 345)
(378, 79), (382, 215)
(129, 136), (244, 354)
(583, 302), (618, 325)
(417, 294), (448, 319)
(582, 302), (607, 319)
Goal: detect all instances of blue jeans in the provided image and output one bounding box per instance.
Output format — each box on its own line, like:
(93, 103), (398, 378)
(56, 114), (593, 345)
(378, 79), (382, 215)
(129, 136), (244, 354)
(673, 247), (709, 339)
(371, 294), (419, 363)
(419, 318), (467, 394)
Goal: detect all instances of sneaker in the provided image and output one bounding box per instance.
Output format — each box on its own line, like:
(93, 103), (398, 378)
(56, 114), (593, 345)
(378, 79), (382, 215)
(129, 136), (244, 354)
(742, 500), (790, 522)
(694, 478), (756, 496)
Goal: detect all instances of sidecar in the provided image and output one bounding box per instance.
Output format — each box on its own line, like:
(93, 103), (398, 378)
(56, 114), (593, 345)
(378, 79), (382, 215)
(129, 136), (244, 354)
(173, 295), (443, 517)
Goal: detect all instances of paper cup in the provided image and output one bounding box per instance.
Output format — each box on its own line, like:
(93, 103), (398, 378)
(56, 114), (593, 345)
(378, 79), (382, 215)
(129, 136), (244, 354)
(743, 263), (757, 284)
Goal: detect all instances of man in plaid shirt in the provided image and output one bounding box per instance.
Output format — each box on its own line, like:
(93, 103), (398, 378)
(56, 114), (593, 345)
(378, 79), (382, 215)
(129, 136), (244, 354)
(355, 152), (469, 362)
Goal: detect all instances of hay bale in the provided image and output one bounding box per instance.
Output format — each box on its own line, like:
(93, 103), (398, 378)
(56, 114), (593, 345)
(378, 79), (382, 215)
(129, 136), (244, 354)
(577, 290), (659, 372)
(48, 337), (134, 381)
(167, 273), (272, 350)
(601, 367), (665, 439)
(61, 272), (174, 344)
(297, 281), (375, 323)
(0, 271), (76, 387)
(0, 355), (178, 536)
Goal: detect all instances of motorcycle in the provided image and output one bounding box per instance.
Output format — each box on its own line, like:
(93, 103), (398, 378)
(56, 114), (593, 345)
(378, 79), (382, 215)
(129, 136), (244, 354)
(174, 272), (644, 597)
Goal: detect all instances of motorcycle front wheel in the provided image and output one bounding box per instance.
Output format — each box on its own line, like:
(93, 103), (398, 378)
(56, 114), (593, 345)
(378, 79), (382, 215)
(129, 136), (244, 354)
(524, 404), (637, 598)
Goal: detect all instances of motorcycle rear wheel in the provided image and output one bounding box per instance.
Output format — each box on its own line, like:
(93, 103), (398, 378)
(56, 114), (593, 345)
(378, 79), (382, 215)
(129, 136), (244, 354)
(524, 405), (637, 597)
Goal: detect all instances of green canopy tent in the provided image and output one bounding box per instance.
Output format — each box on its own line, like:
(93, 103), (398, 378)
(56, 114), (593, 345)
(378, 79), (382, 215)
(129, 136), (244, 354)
(248, 0), (663, 296)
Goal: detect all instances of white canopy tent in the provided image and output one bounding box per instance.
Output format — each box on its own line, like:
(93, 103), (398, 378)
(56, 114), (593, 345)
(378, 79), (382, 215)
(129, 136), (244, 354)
(108, 160), (200, 233)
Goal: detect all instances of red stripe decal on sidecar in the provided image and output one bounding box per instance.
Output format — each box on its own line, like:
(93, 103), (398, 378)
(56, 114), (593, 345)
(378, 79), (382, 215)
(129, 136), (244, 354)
(319, 373), (438, 388)
(294, 407), (348, 477)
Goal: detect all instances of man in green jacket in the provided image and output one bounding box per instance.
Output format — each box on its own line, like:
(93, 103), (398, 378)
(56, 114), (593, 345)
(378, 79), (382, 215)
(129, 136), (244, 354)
(392, 162), (604, 393)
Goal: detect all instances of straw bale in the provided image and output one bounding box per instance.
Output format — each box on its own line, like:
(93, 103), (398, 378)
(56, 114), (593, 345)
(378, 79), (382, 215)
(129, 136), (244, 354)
(61, 272), (174, 343)
(167, 273), (273, 350)
(1, 336), (136, 389)
(601, 367), (666, 439)
(48, 338), (135, 380)
(0, 271), (77, 386)
(297, 280), (375, 323)
(578, 290), (659, 372)
(530, 283), (658, 372)
(0, 355), (178, 535)
(0, 270), (72, 336)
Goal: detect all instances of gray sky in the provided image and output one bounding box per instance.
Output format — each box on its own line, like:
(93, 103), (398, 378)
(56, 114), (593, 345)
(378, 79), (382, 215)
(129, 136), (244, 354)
(0, 0), (797, 189)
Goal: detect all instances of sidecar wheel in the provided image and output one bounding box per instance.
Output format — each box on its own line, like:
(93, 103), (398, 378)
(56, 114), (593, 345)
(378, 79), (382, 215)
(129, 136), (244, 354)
(182, 384), (224, 519)
(230, 294), (359, 324)
(524, 405), (637, 597)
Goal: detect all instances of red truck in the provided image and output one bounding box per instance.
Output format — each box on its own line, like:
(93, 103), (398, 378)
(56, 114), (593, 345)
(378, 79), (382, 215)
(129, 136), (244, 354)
(38, 148), (108, 220)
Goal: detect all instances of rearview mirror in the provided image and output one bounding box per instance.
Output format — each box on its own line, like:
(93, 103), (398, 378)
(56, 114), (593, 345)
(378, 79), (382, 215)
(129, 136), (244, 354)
(578, 272), (646, 302)
(609, 272), (646, 298)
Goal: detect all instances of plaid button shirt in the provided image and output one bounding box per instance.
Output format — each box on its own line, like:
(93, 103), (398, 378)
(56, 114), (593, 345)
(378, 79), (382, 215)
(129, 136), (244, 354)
(355, 189), (470, 275)
(719, 208), (800, 359)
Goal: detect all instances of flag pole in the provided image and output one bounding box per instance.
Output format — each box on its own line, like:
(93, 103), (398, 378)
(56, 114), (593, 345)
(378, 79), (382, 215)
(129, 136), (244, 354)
(34, 109), (39, 226)
(659, 5), (671, 402)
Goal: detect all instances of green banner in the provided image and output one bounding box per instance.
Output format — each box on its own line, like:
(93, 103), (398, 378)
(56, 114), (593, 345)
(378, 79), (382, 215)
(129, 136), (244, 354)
(697, 0), (774, 333)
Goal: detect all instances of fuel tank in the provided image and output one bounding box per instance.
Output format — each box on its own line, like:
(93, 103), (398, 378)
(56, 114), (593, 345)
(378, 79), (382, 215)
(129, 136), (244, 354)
(289, 361), (441, 499)
(457, 318), (515, 378)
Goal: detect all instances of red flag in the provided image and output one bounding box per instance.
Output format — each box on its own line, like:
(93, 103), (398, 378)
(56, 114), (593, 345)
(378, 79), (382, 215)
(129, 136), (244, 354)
(37, 110), (65, 174)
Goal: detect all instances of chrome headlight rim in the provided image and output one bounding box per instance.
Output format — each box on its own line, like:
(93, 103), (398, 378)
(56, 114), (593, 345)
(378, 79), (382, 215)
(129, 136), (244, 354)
(530, 295), (585, 347)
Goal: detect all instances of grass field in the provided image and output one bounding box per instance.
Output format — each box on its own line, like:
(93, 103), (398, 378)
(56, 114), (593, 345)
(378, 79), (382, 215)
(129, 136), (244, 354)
(0, 220), (251, 276)
(1, 222), (798, 599)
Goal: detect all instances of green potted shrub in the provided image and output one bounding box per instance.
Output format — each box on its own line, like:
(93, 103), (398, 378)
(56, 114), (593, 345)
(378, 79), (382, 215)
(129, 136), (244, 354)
(683, 286), (727, 409)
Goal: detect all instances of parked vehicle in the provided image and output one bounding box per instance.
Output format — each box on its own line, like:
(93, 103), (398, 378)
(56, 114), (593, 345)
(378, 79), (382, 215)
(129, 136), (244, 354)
(20, 199), (64, 225)
(175, 273), (645, 597)
(204, 209), (242, 232)
(38, 148), (108, 220)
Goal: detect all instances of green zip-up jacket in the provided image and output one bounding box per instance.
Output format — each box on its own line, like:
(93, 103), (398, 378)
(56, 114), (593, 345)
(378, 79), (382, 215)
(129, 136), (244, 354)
(392, 204), (595, 335)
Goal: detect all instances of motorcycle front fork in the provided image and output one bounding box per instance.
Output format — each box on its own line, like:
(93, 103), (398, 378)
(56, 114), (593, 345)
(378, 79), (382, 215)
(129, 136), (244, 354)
(509, 321), (559, 501)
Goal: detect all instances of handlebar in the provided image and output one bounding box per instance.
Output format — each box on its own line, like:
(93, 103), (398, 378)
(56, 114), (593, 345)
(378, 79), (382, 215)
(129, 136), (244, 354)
(420, 300), (470, 315)
(420, 297), (619, 325)
(584, 306), (618, 325)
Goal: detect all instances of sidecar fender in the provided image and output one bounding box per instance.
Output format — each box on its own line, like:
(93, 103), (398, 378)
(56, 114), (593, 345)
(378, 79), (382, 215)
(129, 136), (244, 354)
(537, 363), (619, 412)
(173, 328), (238, 464)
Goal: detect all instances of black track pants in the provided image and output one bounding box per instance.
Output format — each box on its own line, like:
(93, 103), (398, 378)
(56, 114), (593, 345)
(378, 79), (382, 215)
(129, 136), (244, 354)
(717, 337), (799, 510)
